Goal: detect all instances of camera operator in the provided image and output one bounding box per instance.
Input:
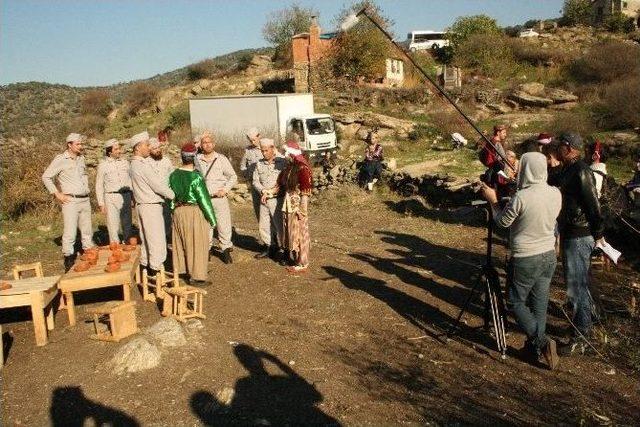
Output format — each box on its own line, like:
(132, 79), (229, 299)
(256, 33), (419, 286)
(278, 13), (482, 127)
(481, 152), (562, 370)
(553, 133), (605, 356)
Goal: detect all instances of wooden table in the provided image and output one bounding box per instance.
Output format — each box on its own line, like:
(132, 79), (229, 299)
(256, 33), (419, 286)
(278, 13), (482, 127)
(58, 247), (141, 326)
(0, 276), (61, 346)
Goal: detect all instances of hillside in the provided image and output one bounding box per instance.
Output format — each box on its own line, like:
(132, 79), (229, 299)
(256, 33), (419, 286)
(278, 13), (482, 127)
(0, 47), (273, 142)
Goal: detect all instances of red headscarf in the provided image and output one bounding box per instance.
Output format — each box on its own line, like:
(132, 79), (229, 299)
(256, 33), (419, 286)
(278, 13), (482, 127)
(284, 140), (310, 168)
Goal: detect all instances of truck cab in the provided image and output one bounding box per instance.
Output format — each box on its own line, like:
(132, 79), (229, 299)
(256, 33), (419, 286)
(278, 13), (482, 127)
(289, 114), (337, 162)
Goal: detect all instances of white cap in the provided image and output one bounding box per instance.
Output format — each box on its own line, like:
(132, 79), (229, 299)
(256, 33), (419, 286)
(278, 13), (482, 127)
(149, 137), (161, 149)
(66, 133), (84, 143)
(129, 131), (150, 148)
(246, 127), (260, 139)
(259, 137), (275, 147)
(104, 138), (118, 149)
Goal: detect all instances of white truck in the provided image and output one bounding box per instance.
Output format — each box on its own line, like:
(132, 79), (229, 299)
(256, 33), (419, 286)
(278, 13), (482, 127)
(188, 93), (337, 162)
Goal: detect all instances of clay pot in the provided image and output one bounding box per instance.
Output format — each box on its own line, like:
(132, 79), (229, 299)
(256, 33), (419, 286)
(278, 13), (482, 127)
(109, 242), (120, 251)
(108, 255), (119, 264)
(128, 237), (138, 246)
(73, 261), (90, 272)
(117, 252), (130, 262)
(105, 262), (121, 273)
(88, 257), (98, 266)
(98, 245), (110, 251)
(122, 245), (135, 252)
(81, 251), (98, 261)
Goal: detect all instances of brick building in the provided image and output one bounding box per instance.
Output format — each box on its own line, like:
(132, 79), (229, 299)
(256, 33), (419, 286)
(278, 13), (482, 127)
(291, 17), (405, 92)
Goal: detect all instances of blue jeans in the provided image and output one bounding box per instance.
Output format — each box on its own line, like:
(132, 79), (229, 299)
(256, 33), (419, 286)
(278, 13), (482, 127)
(508, 250), (557, 354)
(562, 235), (595, 335)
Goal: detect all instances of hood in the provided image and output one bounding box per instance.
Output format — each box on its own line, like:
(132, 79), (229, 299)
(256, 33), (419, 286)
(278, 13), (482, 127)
(517, 152), (548, 189)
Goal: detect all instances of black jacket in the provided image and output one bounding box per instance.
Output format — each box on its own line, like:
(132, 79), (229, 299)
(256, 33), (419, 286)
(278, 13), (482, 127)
(553, 159), (604, 240)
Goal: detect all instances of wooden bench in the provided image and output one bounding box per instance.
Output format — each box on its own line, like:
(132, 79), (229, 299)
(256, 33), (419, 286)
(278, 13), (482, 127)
(87, 301), (138, 342)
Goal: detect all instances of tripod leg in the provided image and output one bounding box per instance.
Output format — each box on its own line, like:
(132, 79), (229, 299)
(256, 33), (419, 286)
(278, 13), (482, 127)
(447, 275), (483, 338)
(486, 277), (508, 358)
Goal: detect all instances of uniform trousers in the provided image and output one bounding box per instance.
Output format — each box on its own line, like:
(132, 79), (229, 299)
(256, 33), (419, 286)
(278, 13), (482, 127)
(251, 188), (261, 220)
(210, 197), (233, 250)
(61, 197), (94, 256)
(172, 205), (210, 281)
(137, 203), (167, 270)
(259, 197), (283, 247)
(104, 192), (132, 243)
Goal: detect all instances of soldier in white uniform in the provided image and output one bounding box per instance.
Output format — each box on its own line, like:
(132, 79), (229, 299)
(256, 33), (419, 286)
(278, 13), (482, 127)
(239, 127), (263, 220)
(252, 138), (286, 259)
(149, 137), (175, 242)
(195, 131), (238, 264)
(42, 133), (95, 271)
(95, 138), (132, 244)
(129, 131), (175, 276)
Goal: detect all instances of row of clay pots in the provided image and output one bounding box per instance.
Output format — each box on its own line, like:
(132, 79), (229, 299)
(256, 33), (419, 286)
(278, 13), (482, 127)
(74, 239), (138, 273)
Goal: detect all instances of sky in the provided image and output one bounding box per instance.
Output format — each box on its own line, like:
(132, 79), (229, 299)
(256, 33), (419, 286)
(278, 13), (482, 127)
(0, 0), (565, 87)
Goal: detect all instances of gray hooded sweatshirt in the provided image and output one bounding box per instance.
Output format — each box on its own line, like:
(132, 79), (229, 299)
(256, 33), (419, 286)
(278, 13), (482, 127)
(494, 152), (562, 258)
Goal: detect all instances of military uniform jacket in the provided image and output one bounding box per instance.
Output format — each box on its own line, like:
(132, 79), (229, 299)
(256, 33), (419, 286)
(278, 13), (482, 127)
(253, 156), (286, 194)
(240, 146), (263, 181)
(130, 156), (175, 204)
(150, 156), (175, 184)
(42, 151), (90, 195)
(95, 157), (132, 206)
(195, 152), (238, 196)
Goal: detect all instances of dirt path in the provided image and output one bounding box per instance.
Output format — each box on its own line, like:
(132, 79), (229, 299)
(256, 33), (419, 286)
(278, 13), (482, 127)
(1, 187), (639, 426)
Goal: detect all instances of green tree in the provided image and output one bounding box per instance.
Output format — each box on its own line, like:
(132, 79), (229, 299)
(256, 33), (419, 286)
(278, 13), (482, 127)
(448, 15), (500, 48)
(605, 12), (636, 33)
(330, 1), (394, 80)
(80, 89), (111, 117)
(262, 4), (317, 47)
(561, 0), (592, 26)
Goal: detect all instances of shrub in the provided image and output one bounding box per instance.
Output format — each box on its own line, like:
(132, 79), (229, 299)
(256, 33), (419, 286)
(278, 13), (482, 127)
(408, 123), (438, 142)
(236, 53), (254, 71)
(330, 27), (390, 80)
(167, 103), (190, 129)
(71, 114), (107, 137)
(568, 41), (640, 83)
(187, 59), (216, 80)
(604, 12), (636, 33)
(449, 15), (501, 48)
(453, 33), (518, 78)
(509, 39), (554, 66)
(594, 76), (640, 129)
(124, 82), (159, 116)
(548, 108), (597, 136)
(1, 155), (56, 219)
(80, 89), (111, 117)
(258, 75), (295, 93)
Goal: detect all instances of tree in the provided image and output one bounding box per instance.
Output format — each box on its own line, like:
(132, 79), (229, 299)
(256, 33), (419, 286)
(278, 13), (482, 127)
(262, 4), (317, 47)
(561, 0), (591, 26)
(330, 1), (394, 80)
(605, 12), (636, 33)
(448, 15), (501, 48)
(124, 82), (158, 117)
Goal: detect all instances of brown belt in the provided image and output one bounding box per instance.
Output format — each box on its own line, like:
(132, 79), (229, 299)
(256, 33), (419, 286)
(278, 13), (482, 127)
(175, 201), (196, 208)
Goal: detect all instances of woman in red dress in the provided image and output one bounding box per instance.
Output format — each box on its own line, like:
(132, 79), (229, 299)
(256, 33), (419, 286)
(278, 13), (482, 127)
(277, 140), (313, 273)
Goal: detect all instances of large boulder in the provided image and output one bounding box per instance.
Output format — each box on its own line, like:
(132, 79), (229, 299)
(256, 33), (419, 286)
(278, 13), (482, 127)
(110, 337), (161, 374)
(547, 88), (578, 104)
(509, 91), (554, 108)
(144, 318), (187, 347)
(518, 82), (546, 97)
(332, 112), (415, 136)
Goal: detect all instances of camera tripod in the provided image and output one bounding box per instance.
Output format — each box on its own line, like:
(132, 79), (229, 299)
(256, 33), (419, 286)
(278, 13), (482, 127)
(447, 204), (508, 359)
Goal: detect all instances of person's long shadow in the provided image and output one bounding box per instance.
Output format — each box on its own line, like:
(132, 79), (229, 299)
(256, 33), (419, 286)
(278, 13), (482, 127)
(322, 266), (449, 342)
(191, 344), (340, 426)
(50, 386), (139, 427)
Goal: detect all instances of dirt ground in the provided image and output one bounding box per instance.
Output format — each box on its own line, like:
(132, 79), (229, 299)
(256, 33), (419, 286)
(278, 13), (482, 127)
(1, 186), (639, 426)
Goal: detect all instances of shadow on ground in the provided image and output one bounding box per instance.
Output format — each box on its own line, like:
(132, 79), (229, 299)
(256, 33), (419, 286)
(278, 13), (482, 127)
(50, 386), (139, 426)
(190, 343), (340, 426)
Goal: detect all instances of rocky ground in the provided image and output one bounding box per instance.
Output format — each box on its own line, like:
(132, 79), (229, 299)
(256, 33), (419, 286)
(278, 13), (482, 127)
(1, 187), (639, 426)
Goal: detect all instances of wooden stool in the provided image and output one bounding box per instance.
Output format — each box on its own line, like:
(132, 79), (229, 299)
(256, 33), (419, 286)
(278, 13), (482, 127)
(12, 262), (43, 280)
(163, 286), (206, 322)
(87, 301), (138, 342)
(141, 267), (180, 302)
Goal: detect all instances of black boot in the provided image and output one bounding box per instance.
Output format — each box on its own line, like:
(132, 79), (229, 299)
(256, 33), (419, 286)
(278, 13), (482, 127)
(64, 254), (76, 272)
(278, 250), (291, 266)
(268, 245), (279, 260)
(254, 245), (270, 259)
(222, 248), (233, 264)
(147, 267), (159, 278)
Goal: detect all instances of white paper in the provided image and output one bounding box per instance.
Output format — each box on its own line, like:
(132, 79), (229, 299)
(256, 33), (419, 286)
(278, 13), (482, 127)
(595, 239), (621, 265)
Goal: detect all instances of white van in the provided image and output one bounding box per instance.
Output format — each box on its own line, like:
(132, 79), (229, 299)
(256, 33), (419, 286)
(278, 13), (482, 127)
(406, 31), (449, 51)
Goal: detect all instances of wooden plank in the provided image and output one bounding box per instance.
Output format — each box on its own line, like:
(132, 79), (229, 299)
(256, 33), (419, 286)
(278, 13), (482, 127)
(0, 276), (60, 296)
(0, 293), (31, 309)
